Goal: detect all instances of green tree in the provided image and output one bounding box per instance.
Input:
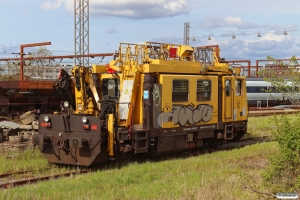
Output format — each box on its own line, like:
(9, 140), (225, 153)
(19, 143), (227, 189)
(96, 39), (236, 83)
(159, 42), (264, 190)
(0, 62), (20, 80)
(258, 55), (300, 105)
(0, 47), (53, 81)
(264, 114), (300, 192)
(262, 55), (300, 192)
(25, 47), (54, 80)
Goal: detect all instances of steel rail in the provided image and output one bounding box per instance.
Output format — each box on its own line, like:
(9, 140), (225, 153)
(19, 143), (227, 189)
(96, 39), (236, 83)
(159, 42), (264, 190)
(0, 169), (91, 189)
(0, 170), (34, 179)
(0, 136), (275, 189)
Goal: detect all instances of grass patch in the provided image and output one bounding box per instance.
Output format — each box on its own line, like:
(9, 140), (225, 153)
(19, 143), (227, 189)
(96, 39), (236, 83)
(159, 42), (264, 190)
(0, 147), (83, 176)
(246, 114), (298, 138)
(0, 114), (285, 199)
(0, 115), (280, 174)
(0, 147), (50, 173)
(1, 142), (279, 200)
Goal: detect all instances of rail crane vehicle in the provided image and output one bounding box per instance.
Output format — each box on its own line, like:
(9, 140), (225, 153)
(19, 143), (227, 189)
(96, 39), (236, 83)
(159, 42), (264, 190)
(33, 42), (248, 166)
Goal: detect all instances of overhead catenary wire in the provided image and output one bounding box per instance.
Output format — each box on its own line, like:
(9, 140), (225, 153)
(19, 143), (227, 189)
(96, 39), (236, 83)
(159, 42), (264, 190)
(189, 25), (300, 39)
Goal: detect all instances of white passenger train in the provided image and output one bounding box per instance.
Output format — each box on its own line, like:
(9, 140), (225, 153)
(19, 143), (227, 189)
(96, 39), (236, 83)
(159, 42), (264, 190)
(246, 78), (300, 107)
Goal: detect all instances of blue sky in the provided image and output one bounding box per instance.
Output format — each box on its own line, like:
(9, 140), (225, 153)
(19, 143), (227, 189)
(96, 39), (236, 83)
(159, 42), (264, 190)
(1, 0), (299, 65)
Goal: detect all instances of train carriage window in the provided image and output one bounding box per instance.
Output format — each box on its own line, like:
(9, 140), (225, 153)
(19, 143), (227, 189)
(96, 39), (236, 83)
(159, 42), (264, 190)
(197, 80), (211, 101)
(246, 87), (258, 93)
(289, 86), (300, 93)
(259, 87), (268, 93)
(236, 80), (241, 96)
(172, 80), (189, 102)
(269, 87), (276, 93)
(266, 86), (276, 93)
(247, 86), (272, 93)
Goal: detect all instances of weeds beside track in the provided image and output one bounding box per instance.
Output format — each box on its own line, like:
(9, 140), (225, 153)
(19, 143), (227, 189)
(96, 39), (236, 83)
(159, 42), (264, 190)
(0, 136), (275, 189)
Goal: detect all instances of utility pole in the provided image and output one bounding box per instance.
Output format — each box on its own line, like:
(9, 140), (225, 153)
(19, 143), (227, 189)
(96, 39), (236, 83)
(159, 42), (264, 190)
(74, 0), (89, 67)
(183, 22), (190, 45)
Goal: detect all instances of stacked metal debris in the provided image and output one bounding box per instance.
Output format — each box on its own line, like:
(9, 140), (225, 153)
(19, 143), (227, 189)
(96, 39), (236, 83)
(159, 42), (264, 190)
(0, 121), (20, 142)
(0, 111), (38, 143)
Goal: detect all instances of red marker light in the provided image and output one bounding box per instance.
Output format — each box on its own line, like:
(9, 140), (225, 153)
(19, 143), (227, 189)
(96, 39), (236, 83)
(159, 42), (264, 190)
(91, 124), (98, 130)
(82, 124), (90, 130)
(41, 122), (52, 128)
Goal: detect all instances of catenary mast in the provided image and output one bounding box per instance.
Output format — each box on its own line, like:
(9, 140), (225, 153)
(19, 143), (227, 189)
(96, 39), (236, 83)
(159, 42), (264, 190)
(74, 0), (89, 67)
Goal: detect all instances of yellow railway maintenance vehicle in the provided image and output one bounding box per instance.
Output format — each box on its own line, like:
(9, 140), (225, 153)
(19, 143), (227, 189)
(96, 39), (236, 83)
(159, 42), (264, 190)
(33, 42), (248, 166)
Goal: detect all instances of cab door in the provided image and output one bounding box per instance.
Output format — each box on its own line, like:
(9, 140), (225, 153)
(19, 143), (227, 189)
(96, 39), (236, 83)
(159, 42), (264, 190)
(222, 77), (233, 121)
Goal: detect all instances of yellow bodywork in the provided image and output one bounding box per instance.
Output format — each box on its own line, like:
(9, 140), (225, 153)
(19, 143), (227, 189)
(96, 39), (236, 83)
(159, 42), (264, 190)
(70, 41), (248, 131)
(158, 75), (219, 128)
(107, 114), (114, 157)
(37, 41), (248, 165)
(109, 42), (247, 129)
(71, 66), (101, 115)
(222, 76), (248, 122)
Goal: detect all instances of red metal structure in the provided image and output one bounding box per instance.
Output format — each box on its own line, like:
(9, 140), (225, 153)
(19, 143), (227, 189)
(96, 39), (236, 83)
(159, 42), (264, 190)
(225, 60), (251, 77)
(0, 42), (115, 117)
(19, 42), (52, 81)
(0, 42), (299, 116)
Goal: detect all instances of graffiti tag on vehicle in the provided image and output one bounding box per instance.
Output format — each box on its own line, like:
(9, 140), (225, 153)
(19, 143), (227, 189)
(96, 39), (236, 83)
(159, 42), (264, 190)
(156, 104), (213, 127)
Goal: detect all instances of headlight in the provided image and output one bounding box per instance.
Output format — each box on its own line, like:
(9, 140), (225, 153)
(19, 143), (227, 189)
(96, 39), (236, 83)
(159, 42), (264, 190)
(44, 116), (49, 122)
(78, 104), (83, 110)
(64, 101), (69, 107)
(82, 117), (88, 123)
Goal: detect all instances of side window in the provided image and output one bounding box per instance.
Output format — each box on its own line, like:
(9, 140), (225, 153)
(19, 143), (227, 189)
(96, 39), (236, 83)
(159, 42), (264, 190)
(258, 87), (267, 93)
(197, 80), (211, 101)
(225, 80), (231, 96)
(294, 87), (299, 92)
(235, 80), (241, 96)
(172, 80), (189, 102)
(270, 87), (276, 93)
(247, 86), (274, 93)
(247, 87), (258, 93)
(102, 78), (120, 100)
(288, 86), (299, 93)
(107, 79), (116, 97)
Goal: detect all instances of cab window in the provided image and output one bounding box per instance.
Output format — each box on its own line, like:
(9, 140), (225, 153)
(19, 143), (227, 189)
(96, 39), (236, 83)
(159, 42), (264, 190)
(236, 80), (241, 96)
(225, 80), (231, 96)
(172, 80), (188, 102)
(197, 80), (211, 101)
(102, 78), (120, 100)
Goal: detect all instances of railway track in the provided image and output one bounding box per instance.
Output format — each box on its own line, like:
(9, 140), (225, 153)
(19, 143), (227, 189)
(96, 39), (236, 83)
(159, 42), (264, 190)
(0, 170), (38, 179)
(0, 136), (275, 189)
(249, 109), (300, 117)
(0, 169), (91, 189)
(220, 136), (274, 150)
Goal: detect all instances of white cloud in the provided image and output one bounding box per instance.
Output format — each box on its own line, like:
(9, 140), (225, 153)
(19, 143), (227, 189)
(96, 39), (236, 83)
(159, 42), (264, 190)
(90, 0), (189, 19)
(262, 31), (290, 42)
(146, 33), (299, 60)
(195, 0), (300, 16)
(40, 0), (66, 11)
(224, 16), (243, 26)
(199, 16), (259, 29)
(40, 0), (189, 19)
(106, 27), (118, 34)
(197, 33), (297, 60)
(150, 36), (182, 44)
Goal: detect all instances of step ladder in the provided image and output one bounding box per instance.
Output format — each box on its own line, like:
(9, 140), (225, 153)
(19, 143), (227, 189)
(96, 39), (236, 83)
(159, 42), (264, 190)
(224, 125), (234, 140)
(133, 129), (148, 153)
